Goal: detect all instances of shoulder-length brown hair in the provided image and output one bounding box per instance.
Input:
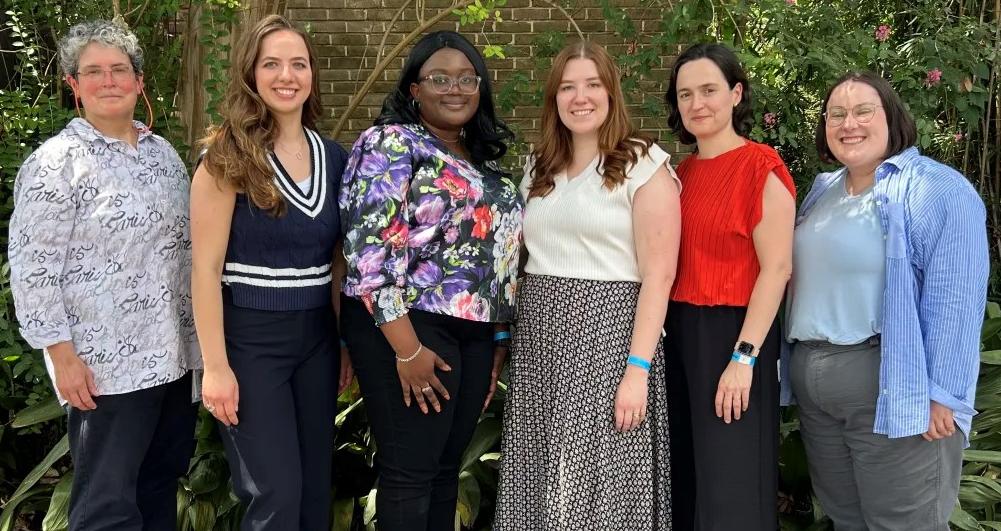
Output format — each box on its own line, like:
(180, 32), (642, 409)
(199, 14), (322, 215)
(528, 41), (652, 199)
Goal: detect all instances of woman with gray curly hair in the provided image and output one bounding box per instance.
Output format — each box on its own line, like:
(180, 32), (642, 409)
(8, 19), (199, 531)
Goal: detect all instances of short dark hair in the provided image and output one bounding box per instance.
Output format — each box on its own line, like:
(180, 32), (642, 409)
(375, 31), (513, 165)
(664, 43), (753, 145)
(815, 71), (917, 164)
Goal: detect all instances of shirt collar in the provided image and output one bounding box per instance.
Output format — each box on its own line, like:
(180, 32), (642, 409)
(876, 146), (920, 180)
(67, 117), (153, 146)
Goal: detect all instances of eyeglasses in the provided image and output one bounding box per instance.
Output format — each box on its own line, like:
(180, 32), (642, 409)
(420, 74), (481, 94)
(74, 66), (136, 83)
(824, 103), (882, 127)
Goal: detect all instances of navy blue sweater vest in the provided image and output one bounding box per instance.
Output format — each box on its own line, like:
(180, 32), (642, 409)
(222, 129), (347, 311)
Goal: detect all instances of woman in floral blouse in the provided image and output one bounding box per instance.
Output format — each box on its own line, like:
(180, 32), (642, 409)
(339, 30), (522, 531)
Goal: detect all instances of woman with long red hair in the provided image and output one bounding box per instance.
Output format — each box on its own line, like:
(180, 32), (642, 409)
(495, 41), (680, 530)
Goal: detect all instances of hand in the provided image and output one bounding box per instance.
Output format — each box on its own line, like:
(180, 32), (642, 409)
(396, 344), (451, 414)
(338, 344), (354, 394)
(48, 342), (99, 411)
(614, 366), (649, 432)
(923, 401), (956, 441)
(715, 360), (753, 423)
(202, 363), (240, 426)
(482, 346), (508, 413)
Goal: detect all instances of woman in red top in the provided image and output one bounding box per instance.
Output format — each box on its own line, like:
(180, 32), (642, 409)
(663, 43), (795, 530)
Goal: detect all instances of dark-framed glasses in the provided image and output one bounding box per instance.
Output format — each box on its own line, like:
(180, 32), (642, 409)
(421, 74), (481, 94)
(75, 65), (136, 83)
(824, 103), (882, 127)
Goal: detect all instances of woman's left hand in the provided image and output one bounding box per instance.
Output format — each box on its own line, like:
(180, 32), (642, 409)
(614, 366), (649, 432)
(715, 361), (753, 423)
(482, 346), (507, 413)
(923, 401), (956, 441)
(338, 345), (354, 394)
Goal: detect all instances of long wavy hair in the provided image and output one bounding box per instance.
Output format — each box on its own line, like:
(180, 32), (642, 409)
(199, 15), (322, 215)
(528, 41), (652, 198)
(374, 31), (513, 165)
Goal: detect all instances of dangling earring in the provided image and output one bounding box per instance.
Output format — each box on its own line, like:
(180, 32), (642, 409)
(411, 98), (420, 112)
(141, 88), (155, 131)
(73, 95), (83, 118)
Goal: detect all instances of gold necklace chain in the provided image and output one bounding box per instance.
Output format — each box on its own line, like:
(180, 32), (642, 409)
(275, 137), (307, 161)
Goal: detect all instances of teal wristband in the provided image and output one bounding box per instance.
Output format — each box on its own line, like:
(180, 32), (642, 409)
(627, 355), (651, 371)
(731, 352), (756, 366)
(493, 331), (511, 342)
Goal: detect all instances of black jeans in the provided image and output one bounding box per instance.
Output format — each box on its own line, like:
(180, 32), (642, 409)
(67, 372), (196, 531)
(341, 296), (493, 531)
(220, 298), (339, 531)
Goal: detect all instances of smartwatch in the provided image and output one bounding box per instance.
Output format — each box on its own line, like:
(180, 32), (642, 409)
(734, 340), (757, 357)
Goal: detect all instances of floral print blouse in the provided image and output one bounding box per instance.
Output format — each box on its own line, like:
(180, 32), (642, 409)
(340, 123), (523, 325)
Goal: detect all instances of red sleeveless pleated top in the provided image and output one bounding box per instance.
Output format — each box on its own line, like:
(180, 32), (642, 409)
(670, 140), (796, 307)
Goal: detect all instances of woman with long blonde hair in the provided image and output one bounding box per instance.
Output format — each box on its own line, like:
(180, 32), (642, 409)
(190, 15), (351, 530)
(495, 41), (680, 530)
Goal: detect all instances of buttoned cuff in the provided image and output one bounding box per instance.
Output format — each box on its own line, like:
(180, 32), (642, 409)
(929, 381), (976, 416)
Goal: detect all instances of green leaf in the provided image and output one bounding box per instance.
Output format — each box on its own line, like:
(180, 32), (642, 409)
(12, 397), (64, 428)
(363, 487), (377, 524)
(0, 486), (49, 531)
(41, 473), (72, 531)
(456, 471), (480, 526)
(332, 497), (354, 531)
(9, 434), (69, 501)
(981, 317), (1001, 342)
(981, 350), (1001, 365)
(459, 418), (500, 472)
(958, 475), (1001, 506)
(185, 499), (216, 530)
(949, 503), (982, 530)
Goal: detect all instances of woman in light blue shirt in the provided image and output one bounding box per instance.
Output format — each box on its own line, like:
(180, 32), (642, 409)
(784, 71), (988, 530)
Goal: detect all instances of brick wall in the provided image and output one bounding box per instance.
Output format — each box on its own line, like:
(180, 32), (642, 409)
(285, 0), (686, 159)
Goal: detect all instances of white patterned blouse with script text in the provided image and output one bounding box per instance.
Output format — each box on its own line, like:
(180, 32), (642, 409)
(8, 118), (200, 402)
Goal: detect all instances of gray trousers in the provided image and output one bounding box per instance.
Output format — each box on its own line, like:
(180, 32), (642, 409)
(790, 340), (964, 531)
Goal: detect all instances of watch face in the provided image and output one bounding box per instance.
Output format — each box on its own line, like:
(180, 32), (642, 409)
(736, 341), (755, 356)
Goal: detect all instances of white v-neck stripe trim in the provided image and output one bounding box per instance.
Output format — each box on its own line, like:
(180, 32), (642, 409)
(269, 128), (326, 218)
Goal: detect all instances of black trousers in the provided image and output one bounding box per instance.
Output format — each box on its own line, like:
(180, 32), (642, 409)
(67, 372), (196, 531)
(220, 297), (338, 531)
(664, 302), (779, 531)
(341, 296), (493, 531)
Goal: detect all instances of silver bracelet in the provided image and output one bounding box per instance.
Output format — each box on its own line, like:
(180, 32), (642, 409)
(396, 343), (423, 363)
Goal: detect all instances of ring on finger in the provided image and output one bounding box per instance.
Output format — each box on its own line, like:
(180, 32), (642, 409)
(421, 385), (433, 393)
(205, 404), (216, 413)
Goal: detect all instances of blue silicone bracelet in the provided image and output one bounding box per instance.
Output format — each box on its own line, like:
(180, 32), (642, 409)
(731, 352), (756, 366)
(627, 355), (651, 371)
(494, 331), (512, 342)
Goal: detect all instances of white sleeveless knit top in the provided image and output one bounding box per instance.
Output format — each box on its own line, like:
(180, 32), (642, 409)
(521, 143), (678, 282)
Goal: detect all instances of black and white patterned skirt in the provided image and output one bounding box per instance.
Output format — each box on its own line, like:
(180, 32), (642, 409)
(494, 274), (672, 530)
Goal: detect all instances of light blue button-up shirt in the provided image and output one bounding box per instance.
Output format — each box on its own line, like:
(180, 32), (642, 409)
(781, 147), (989, 442)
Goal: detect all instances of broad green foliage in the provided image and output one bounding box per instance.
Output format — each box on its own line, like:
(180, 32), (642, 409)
(2, 0), (999, 529)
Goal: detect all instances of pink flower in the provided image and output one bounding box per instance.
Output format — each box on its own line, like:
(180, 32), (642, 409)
(764, 112), (778, 127)
(433, 169), (469, 200)
(924, 68), (942, 88)
(785, 0), (796, 5)
(875, 25), (891, 42)
(379, 218), (408, 251)
(954, 132), (965, 142)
